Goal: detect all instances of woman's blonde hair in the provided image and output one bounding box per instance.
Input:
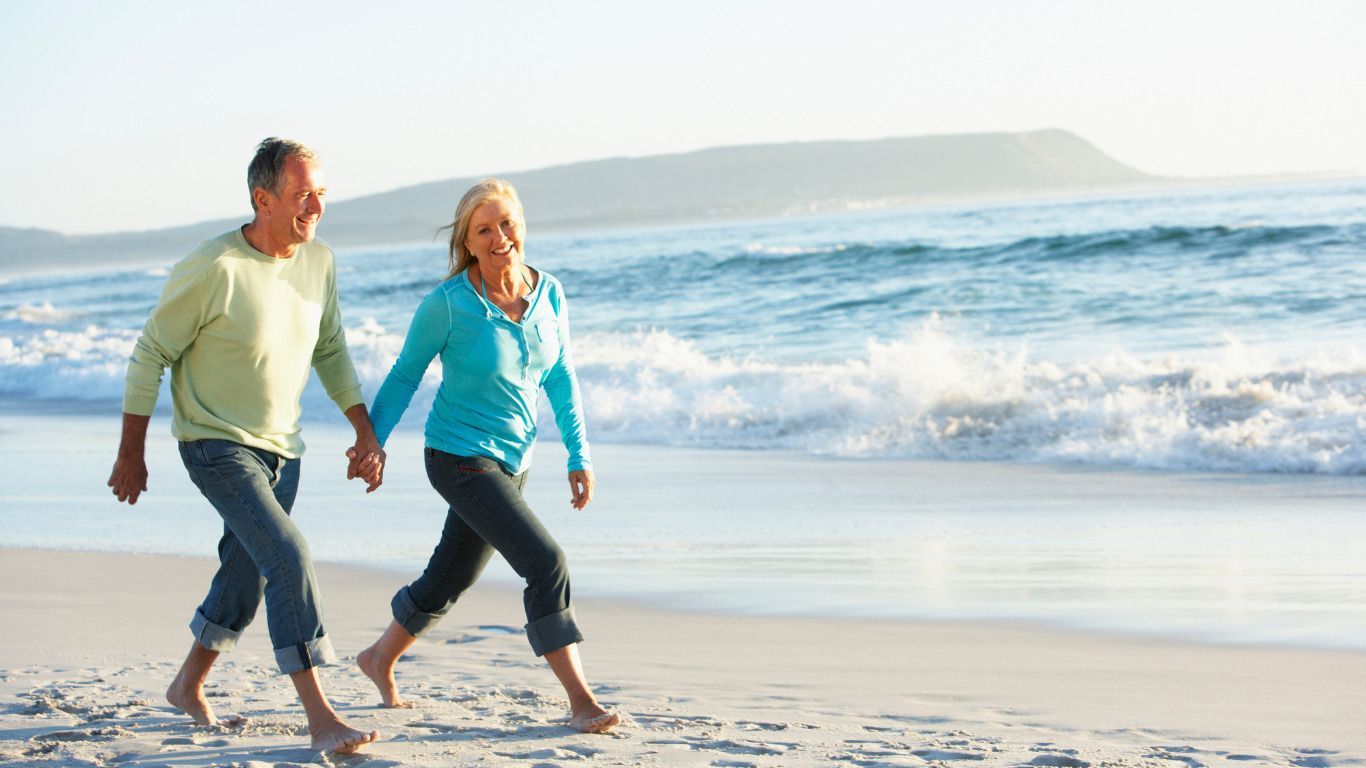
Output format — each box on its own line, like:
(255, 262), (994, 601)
(440, 178), (526, 279)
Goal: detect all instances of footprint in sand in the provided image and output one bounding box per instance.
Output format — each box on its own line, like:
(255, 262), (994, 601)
(1289, 751), (1337, 768)
(494, 746), (601, 761)
(1026, 755), (1091, 768)
(735, 720), (788, 732)
(1144, 751), (1204, 767)
(33, 726), (132, 743)
(670, 736), (797, 757)
(911, 748), (987, 761)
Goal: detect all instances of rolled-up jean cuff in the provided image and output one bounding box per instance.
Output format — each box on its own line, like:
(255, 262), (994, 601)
(392, 586), (449, 638)
(526, 606), (583, 656)
(190, 609), (243, 653)
(273, 635), (337, 675)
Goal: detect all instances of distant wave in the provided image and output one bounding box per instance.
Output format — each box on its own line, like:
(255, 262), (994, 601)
(4, 317), (1362, 475)
(572, 222), (1361, 293)
(4, 301), (75, 324)
(982, 223), (1349, 265)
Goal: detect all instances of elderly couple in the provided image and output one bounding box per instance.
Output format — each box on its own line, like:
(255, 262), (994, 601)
(107, 138), (619, 753)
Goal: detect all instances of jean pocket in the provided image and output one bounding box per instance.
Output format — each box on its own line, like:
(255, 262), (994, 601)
(184, 439), (242, 467)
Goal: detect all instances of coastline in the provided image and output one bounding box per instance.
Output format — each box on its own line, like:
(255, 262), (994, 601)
(1, 547), (1363, 766)
(3, 408), (1365, 650)
(3, 406), (1365, 763)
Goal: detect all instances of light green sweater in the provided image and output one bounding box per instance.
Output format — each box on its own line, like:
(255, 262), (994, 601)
(123, 228), (363, 458)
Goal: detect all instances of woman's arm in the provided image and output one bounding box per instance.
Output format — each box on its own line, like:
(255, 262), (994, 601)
(370, 287), (452, 446)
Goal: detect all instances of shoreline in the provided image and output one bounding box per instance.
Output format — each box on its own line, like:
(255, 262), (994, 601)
(4, 410), (1365, 654)
(1, 547), (1363, 766)
(4, 540), (1362, 658)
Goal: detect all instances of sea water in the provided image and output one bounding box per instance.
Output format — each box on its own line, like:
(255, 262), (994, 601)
(2, 179), (1364, 647)
(4, 179), (1363, 475)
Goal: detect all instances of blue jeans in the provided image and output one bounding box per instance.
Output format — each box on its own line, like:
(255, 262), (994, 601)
(391, 450), (583, 656)
(178, 439), (335, 674)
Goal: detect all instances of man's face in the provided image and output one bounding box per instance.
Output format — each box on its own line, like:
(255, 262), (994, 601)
(260, 157), (326, 246)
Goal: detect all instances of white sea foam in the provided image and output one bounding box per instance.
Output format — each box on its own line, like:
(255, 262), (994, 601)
(741, 242), (846, 256)
(565, 319), (1365, 475)
(0, 325), (141, 399)
(6, 302), (75, 324)
(4, 318), (1362, 475)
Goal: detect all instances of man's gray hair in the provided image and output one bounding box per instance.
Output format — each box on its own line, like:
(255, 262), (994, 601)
(247, 137), (319, 211)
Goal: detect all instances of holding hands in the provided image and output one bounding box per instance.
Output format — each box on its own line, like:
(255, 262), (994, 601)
(343, 404), (385, 492)
(346, 442), (385, 492)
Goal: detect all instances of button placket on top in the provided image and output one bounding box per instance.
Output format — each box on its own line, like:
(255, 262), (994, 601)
(475, 271), (545, 382)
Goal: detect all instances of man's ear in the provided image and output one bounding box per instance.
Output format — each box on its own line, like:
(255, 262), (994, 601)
(252, 186), (272, 215)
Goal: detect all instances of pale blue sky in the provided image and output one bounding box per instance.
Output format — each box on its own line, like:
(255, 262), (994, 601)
(2, 0), (1362, 234)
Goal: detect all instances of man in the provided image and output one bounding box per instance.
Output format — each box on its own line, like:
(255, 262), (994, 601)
(108, 138), (382, 754)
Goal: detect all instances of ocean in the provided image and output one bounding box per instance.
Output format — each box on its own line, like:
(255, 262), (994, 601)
(2, 179), (1364, 649)
(4, 179), (1363, 475)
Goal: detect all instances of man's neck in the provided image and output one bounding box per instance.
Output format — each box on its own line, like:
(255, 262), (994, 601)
(242, 220), (298, 260)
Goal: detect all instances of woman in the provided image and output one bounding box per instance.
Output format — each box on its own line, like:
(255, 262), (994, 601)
(356, 178), (619, 734)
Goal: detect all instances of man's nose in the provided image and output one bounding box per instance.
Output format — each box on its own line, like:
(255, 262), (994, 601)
(307, 195), (324, 215)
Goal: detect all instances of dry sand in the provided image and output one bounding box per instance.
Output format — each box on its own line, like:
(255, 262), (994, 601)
(0, 547), (1361, 767)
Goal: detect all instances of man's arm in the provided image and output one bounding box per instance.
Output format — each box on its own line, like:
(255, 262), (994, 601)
(108, 412), (152, 505)
(344, 403), (385, 493)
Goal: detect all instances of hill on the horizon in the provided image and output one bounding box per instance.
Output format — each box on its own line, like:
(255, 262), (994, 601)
(4, 129), (1153, 272)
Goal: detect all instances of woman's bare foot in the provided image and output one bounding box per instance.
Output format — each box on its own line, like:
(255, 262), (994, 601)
(311, 720), (379, 754)
(166, 677), (216, 726)
(357, 645), (413, 708)
(569, 702), (620, 734)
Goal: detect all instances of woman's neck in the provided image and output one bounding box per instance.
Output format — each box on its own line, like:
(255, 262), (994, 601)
(472, 262), (530, 299)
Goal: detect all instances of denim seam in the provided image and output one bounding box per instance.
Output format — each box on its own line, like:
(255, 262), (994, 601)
(203, 447), (304, 654)
(185, 445), (243, 631)
(417, 525), (464, 616)
(421, 454), (479, 614)
(461, 474), (531, 574)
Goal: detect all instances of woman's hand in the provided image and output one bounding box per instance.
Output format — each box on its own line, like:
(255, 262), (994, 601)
(568, 469), (596, 510)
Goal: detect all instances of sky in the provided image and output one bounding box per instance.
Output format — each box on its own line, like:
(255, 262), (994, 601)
(2, 0), (1363, 234)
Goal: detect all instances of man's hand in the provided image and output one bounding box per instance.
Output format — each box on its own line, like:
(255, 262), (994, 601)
(343, 403), (385, 493)
(109, 412), (152, 505)
(568, 468), (595, 510)
(345, 444), (386, 493)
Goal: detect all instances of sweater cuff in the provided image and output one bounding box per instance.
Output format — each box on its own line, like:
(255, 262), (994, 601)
(329, 385), (364, 413)
(122, 387), (159, 417)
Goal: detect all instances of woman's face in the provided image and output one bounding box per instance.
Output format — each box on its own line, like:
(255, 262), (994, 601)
(465, 197), (524, 272)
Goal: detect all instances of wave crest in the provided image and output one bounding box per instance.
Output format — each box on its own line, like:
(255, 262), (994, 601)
(3, 319), (1361, 475)
(570, 321), (1365, 475)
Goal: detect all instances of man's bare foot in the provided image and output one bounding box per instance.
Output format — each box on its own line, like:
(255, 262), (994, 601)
(569, 702), (620, 734)
(311, 721), (379, 754)
(357, 646), (413, 708)
(166, 678), (216, 726)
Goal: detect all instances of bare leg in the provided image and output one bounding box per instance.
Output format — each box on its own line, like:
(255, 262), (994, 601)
(358, 620), (418, 708)
(290, 667), (379, 753)
(166, 642), (220, 725)
(544, 644), (619, 733)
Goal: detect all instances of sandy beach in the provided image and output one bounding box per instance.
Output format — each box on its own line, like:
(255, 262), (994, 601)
(1, 546), (1362, 767)
(2, 410), (1365, 765)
